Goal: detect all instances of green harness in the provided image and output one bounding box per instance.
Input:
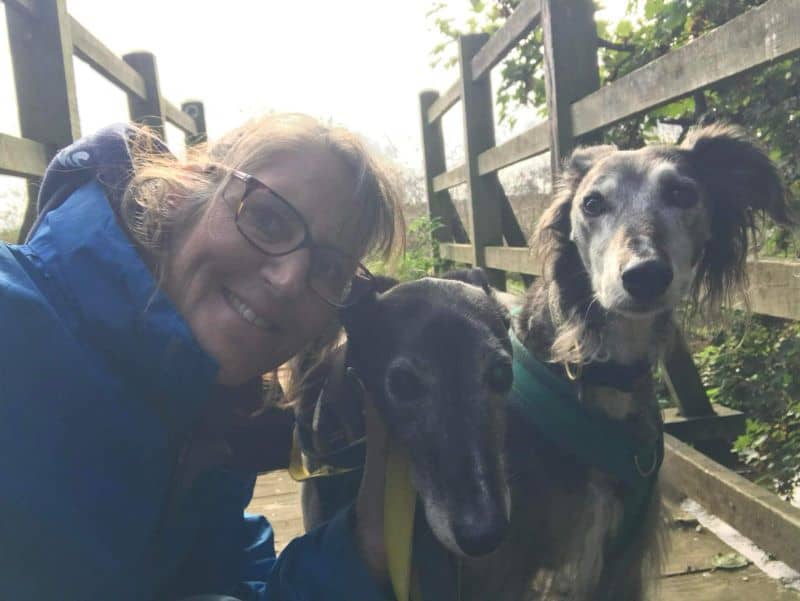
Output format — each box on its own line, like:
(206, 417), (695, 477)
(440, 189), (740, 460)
(508, 327), (663, 555)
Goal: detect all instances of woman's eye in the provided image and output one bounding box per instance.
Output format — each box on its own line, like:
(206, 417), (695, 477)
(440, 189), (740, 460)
(581, 192), (606, 217)
(250, 205), (292, 243)
(667, 185), (698, 209)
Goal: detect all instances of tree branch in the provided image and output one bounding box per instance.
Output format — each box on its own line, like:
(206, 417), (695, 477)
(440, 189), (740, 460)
(596, 37), (636, 52)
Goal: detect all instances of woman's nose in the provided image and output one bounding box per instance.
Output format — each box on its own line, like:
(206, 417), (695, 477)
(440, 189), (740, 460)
(259, 249), (311, 299)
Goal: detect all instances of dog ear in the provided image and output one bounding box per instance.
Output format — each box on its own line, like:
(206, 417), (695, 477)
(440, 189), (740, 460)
(682, 123), (793, 307)
(439, 267), (492, 293)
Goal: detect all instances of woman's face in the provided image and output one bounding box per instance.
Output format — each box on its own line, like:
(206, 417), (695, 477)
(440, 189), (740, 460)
(165, 145), (362, 386)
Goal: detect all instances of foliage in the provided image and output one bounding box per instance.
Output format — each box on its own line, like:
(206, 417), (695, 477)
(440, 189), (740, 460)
(690, 312), (800, 497)
(428, 0), (799, 253)
(368, 215), (446, 282)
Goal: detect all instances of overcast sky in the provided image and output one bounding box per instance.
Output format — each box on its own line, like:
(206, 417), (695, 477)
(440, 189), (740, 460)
(0, 0), (627, 229)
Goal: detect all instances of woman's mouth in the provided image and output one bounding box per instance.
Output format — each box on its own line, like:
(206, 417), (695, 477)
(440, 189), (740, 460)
(223, 288), (279, 332)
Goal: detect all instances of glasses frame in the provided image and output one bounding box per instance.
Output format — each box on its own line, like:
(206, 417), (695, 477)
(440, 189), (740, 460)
(224, 169), (375, 308)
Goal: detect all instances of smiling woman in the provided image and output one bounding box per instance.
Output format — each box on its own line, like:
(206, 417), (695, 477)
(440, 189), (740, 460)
(0, 114), (405, 600)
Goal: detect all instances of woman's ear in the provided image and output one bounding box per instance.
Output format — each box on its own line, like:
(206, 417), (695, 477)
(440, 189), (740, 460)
(682, 123), (793, 308)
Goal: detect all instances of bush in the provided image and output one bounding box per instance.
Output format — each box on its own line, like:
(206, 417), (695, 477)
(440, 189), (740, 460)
(690, 312), (800, 497)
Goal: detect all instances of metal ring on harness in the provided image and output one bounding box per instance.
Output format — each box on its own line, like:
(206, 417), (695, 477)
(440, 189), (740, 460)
(634, 449), (659, 478)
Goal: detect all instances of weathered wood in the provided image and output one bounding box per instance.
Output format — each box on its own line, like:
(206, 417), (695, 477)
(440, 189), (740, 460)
(6, 0), (80, 242)
(485, 245), (542, 276)
(3, 0), (36, 16)
(420, 91), (468, 246)
(541, 0), (600, 176)
(181, 100), (207, 145)
(470, 0), (542, 81)
(662, 433), (800, 573)
(438, 242), (474, 265)
(663, 404), (745, 442)
(458, 33), (505, 289)
(0, 134), (49, 178)
(70, 16), (147, 99)
(477, 120), (550, 175)
(164, 100), (198, 136)
(740, 258), (800, 322)
(571, 0), (800, 138)
(431, 164), (467, 193)
(662, 330), (715, 418)
(123, 51), (166, 140)
(426, 81), (461, 124)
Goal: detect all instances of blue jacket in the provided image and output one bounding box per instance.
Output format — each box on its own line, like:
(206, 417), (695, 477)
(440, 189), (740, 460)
(0, 126), (388, 601)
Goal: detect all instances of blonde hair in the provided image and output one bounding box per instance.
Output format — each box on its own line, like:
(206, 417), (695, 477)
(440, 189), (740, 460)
(121, 113), (406, 408)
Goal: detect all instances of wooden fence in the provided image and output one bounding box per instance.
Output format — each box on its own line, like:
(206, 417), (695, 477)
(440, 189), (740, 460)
(0, 0), (206, 240)
(419, 0), (800, 571)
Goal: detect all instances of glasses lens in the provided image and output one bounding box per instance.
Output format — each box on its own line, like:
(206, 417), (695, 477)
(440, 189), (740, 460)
(237, 187), (306, 254)
(310, 256), (374, 307)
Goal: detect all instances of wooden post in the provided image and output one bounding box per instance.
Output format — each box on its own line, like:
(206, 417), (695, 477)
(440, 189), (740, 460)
(181, 100), (207, 146)
(124, 51), (166, 141)
(5, 0), (80, 242)
(419, 91), (468, 254)
(457, 33), (505, 290)
(662, 331), (716, 418)
(541, 0), (600, 177)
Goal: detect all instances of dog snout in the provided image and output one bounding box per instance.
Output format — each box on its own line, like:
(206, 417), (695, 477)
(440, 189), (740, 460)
(453, 508), (509, 557)
(621, 259), (673, 301)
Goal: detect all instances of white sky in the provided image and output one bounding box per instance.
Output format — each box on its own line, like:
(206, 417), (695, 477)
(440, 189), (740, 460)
(0, 0), (629, 229)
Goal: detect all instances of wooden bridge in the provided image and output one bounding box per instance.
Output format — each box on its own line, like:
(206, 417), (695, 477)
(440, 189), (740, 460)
(2, 0), (800, 598)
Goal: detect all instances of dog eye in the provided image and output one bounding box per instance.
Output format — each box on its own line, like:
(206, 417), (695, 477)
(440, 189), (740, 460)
(486, 361), (513, 394)
(386, 365), (425, 401)
(581, 192), (606, 216)
(667, 185), (698, 209)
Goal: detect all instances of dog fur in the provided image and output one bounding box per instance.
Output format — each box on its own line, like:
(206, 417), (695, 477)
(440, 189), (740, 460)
(476, 123), (792, 600)
(296, 124), (791, 600)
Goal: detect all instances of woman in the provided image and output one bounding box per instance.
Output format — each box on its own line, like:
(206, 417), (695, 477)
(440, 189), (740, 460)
(0, 114), (402, 600)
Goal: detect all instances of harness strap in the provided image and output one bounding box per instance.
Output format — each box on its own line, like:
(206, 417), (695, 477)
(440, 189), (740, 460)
(508, 327), (663, 553)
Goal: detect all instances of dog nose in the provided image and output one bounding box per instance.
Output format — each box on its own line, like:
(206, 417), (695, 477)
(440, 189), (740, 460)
(622, 259), (673, 301)
(454, 511), (509, 557)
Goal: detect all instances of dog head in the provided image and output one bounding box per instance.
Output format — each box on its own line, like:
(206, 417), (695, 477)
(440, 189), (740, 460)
(341, 269), (512, 557)
(538, 123), (791, 318)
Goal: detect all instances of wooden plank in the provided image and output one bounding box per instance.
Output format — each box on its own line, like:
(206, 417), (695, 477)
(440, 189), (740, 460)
(426, 80), (461, 124)
(0, 134), (49, 178)
(662, 330), (715, 418)
(470, 0), (542, 81)
(663, 404), (745, 442)
(477, 120), (550, 175)
(571, 0), (800, 138)
(484, 245), (542, 276)
(431, 164), (467, 193)
(69, 16), (147, 99)
(541, 0), (600, 176)
(5, 0), (80, 241)
(123, 52), (166, 140)
(742, 258), (800, 322)
(164, 100), (198, 136)
(181, 100), (207, 145)
(662, 433), (800, 573)
(658, 565), (800, 601)
(419, 91), (468, 245)
(438, 242), (474, 265)
(458, 33), (505, 288)
(3, 0), (36, 15)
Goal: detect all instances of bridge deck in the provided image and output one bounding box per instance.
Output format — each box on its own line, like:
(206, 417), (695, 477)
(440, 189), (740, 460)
(248, 470), (800, 599)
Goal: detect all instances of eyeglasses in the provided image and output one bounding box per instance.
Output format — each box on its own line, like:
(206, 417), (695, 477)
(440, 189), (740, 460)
(222, 169), (375, 308)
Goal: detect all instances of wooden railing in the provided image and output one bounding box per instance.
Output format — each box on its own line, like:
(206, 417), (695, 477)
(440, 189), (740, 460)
(419, 0), (800, 571)
(1, 0), (206, 240)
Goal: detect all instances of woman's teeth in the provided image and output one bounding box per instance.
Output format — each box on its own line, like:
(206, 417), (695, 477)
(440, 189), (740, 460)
(224, 290), (273, 331)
